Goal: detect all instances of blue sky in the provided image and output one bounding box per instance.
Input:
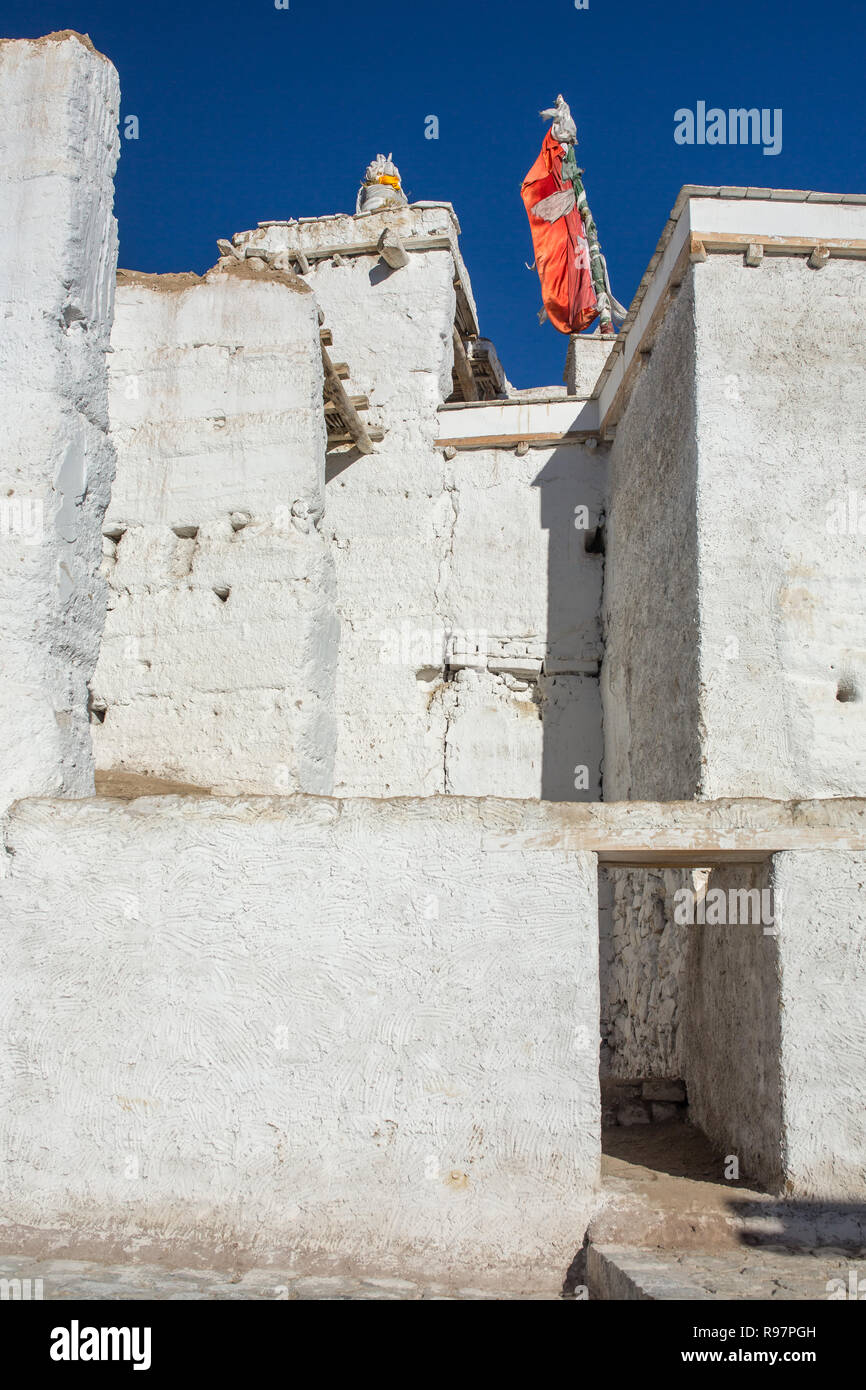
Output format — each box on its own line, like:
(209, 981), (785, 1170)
(2, 0), (864, 386)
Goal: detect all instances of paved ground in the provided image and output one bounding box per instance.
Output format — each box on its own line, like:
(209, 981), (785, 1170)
(588, 1122), (866, 1299)
(588, 1244), (866, 1300)
(0, 1258), (564, 1301)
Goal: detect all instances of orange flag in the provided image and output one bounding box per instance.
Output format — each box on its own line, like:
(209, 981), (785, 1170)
(521, 131), (598, 335)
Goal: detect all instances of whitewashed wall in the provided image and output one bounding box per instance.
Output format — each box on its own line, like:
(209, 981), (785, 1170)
(443, 443), (604, 800)
(601, 273), (701, 801)
(604, 253), (866, 802)
(682, 851), (866, 1197)
(233, 208), (605, 799)
(0, 32), (118, 811)
(695, 256), (866, 798)
(0, 795), (600, 1281)
(91, 262), (337, 795)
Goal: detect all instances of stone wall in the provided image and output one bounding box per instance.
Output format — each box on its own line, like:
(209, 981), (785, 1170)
(0, 794), (600, 1281)
(600, 867), (692, 1079)
(91, 261), (337, 795)
(0, 32), (118, 811)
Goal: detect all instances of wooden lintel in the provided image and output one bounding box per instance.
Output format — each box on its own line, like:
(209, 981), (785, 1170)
(694, 231), (866, 259)
(435, 431), (600, 450)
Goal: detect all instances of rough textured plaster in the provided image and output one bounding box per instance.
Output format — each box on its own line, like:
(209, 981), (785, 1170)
(0, 795), (600, 1278)
(772, 851), (866, 1199)
(682, 862), (784, 1190)
(682, 851), (866, 1197)
(91, 270), (337, 795)
(601, 272), (702, 801)
(0, 33), (118, 812)
(307, 245), (458, 796)
(694, 256), (866, 797)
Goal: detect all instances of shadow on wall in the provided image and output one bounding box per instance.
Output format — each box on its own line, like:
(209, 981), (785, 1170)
(533, 443), (605, 800)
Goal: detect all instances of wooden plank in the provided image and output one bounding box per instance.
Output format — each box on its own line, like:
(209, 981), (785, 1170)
(435, 431), (599, 450)
(321, 345), (377, 454)
(476, 797), (866, 866)
(698, 231), (866, 258)
(451, 327), (478, 403)
(327, 427), (385, 448)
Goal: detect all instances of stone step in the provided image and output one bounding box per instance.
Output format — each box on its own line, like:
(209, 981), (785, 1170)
(588, 1244), (866, 1301)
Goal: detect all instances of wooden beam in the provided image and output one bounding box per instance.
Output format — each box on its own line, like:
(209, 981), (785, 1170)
(377, 229), (410, 269)
(436, 431), (599, 450)
(477, 797), (866, 866)
(322, 346), (377, 454)
(693, 231), (866, 259)
(451, 328), (478, 402)
(327, 427), (385, 448)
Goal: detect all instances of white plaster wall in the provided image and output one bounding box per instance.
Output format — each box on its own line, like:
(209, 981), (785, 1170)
(312, 245), (457, 795)
(694, 256), (866, 797)
(91, 262), (337, 795)
(601, 272), (702, 801)
(0, 32), (118, 811)
(443, 441), (605, 799)
(0, 795), (600, 1281)
(771, 851), (866, 1199)
(682, 851), (866, 1197)
(681, 862), (784, 1188)
(600, 252), (866, 1080)
(235, 209), (604, 800)
(564, 335), (615, 396)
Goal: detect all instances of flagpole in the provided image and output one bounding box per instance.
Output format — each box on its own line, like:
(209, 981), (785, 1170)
(562, 145), (615, 337)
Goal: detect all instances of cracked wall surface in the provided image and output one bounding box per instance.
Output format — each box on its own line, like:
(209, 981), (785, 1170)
(91, 262), (337, 795)
(95, 206), (605, 802)
(0, 32), (119, 812)
(313, 242), (604, 800)
(307, 239), (459, 795)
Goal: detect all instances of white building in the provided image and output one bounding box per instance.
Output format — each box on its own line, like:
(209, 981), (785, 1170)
(1, 31), (865, 1294)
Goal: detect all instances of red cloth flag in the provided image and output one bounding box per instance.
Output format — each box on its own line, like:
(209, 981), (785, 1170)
(521, 131), (598, 335)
